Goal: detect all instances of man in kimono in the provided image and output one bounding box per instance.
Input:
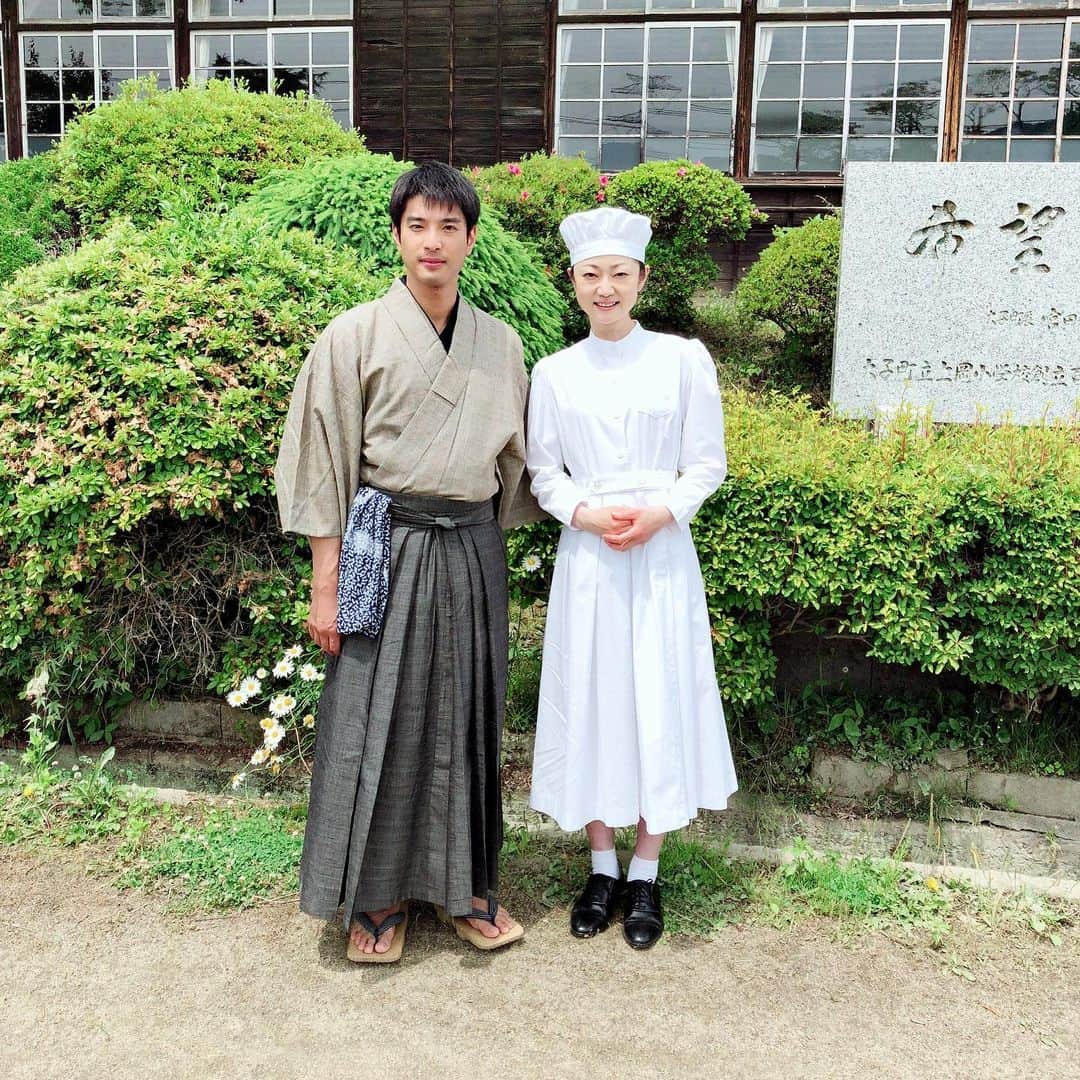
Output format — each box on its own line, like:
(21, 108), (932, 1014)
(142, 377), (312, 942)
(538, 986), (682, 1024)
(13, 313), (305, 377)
(275, 163), (535, 961)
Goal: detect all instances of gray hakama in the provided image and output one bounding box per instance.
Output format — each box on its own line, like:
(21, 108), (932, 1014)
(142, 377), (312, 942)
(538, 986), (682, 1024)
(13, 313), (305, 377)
(299, 491), (508, 925)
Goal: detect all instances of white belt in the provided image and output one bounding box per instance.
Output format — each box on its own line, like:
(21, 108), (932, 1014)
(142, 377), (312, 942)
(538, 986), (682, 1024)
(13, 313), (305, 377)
(580, 469), (677, 496)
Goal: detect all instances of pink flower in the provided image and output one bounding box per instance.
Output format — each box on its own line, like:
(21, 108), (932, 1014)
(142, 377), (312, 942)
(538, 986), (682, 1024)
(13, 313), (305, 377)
(507, 163), (522, 176)
(676, 167), (688, 177)
(599, 174), (610, 187)
(595, 190), (606, 202)
(520, 189), (530, 201)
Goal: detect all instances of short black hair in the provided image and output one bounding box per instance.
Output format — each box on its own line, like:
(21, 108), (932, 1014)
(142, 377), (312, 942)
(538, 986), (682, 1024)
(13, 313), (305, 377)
(388, 162), (481, 232)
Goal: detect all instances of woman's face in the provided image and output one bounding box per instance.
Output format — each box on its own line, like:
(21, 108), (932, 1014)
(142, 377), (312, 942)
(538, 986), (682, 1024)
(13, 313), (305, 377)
(569, 255), (648, 333)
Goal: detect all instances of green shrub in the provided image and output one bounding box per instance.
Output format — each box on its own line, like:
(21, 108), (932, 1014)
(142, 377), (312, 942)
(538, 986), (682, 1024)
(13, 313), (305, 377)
(0, 210), (382, 737)
(736, 214), (841, 386)
(475, 155), (759, 333)
(0, 152), (72, 284)
(511, 389), (1080, 712)
(53, 79), (363, 234)
(246, 153), (568, 365)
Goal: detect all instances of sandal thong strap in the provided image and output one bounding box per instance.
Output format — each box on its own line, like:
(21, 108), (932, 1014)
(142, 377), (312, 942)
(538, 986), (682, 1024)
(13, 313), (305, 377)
(463, 896), (499, 924)
(354, 909), (406, 942)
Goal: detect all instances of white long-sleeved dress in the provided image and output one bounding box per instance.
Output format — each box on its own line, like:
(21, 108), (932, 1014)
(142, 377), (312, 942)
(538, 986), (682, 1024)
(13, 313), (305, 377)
(526, 323), (738, 835)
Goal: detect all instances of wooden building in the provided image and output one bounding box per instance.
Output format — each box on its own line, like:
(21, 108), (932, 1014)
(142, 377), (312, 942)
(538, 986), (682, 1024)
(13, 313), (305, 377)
(1, 0), (1077, 281)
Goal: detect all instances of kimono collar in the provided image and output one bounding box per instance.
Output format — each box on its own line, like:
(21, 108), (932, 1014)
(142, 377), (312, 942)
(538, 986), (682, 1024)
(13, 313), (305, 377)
(382, 277), (476, 403)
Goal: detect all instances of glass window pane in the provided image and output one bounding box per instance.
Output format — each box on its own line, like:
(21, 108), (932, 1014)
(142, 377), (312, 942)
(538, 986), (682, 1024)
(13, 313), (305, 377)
(136, 36), (170, 68)
(559, 136), (599, 164)
(274, 33), (309, 67)
(101, 68), (134, 99)
(312, 69), (348, 100)
(1017, 23), (1064, 62)
(753, 135), (797, 171)
(25, 38), (61, 70)
(849, 99), (893, 135)
(759, 64), (800, 98)
(647, 64), (689, 98)
(645, 100), (687, 135)
(62, 37), (94, 67)
(967, 63), (1012, 98)
(603, 66), (643, 98)
(23, 0), (59, 18)
(804, 25), (847, 61)
(687, 137), (730, 170)
(561, 66), (601, 99)
(797, 136), (842, 170)
(605, 28), (645, 63)
(100, 37), (135, 68)
(599, 138), (642, 171)
(803, 64), (846, 97)
(27, 102), (61, 134)
(689, 101), (731, 135)
(238, 68), (268, 93)
(693, 27), (731, 63)
(964, 101), (1009, 135)
(1072, 23), (1080, 60)
(63, 66), (95, 98)
(851, 63), (897, 98)
(1060, 139), (1080, 160)
(691, 64), (731, 98)
(274, 67), (310, 95)
(1064, 101), (1080, 135)
(1012, 99), (1057, 135)
(603, 101), (641, 133)
(802, 99), (844, 134)
(564, 30), (603, 64)
(765, 28), (804, 63)
(897, 63), (941, 96)
(645, 136), (686, 160)
(1067, 62), (1080, 95)
(25, 69), (61, 99)
(1009, 138), (1054, 160)
(649, 28), (691, 63)
(969, 25), (1016, 63)
(852, 25), (897, 63)
(234, 35), (268, 66)
(1014, 63), (1061, 98)
(846, 137), (892, 161)
(891, 137), (937, 161)
(894, 100), (939, 135)
(100, 0), (134, 15)
(312, 33), (349, 67)
(756, 99), (799, 134)
(275, 0), (309, 14)
(561, 101), (600, 134)
(899, 24), (946, 61)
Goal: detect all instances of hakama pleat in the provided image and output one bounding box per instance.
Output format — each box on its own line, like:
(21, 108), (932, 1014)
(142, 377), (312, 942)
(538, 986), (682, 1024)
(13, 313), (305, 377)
(298, 492), (507, 926)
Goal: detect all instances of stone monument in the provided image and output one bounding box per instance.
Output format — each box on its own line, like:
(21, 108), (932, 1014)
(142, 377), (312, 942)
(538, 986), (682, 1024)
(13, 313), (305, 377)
(832, 162), (1080, 425)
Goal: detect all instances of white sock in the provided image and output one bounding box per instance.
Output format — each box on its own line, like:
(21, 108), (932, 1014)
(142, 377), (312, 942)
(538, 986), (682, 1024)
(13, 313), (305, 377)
(590, 847), (620, 878)
(627, 855), (659, 883)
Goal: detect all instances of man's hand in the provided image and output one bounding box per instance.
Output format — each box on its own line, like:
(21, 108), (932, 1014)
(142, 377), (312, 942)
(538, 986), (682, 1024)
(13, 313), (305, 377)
(308, 536), (343, 656)
(602, 506), (674, 552)
(572, 504), (634, 538)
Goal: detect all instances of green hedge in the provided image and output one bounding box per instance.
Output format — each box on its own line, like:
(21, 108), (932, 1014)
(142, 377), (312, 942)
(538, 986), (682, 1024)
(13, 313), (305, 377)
(53, 79), (364, 235)
(246, 153), (568, 365)
(0, 152), (72, 285)
(510, 389), (1080, 710)
(0, 210), (381, 736)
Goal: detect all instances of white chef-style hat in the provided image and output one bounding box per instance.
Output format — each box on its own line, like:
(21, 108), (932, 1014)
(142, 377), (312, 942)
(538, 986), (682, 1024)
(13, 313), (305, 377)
(559, 207), (652, 267)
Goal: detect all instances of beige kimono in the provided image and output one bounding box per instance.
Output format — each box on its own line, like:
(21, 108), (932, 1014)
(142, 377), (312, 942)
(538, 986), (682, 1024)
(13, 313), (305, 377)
(275, 277), (539, 534)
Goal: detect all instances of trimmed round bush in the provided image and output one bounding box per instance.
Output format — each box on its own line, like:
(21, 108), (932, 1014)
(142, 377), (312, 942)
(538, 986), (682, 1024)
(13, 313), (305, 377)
(0, 210), (382, 736)
(736, 214), (842, 385)
(0, 152), (72, 285)
(246, 152), (568, 365)
(53, 79), (364, 234)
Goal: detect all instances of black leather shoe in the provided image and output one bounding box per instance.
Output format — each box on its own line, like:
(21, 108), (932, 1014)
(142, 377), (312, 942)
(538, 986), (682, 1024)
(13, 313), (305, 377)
(570, 873), (624, 938)
(622, 879), (663, 950)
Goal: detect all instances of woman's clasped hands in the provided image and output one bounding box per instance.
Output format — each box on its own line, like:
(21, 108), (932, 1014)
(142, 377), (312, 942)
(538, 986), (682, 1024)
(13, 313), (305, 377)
(571, 504), (675, 552)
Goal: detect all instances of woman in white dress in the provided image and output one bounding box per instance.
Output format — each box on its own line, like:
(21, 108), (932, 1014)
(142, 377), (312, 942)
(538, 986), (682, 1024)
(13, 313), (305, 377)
(526, 206), (738, 949)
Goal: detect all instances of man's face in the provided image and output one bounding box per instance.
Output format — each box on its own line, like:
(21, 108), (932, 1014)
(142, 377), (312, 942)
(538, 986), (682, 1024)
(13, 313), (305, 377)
(392, 196), (476, 288)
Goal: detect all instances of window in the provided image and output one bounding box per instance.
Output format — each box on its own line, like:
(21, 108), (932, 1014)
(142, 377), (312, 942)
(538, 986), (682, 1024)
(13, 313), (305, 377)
(189, 0), (349, 19)
(191, 28), (352, 130)
(559, 2), (738, 12)
(760, 0), (948, 9)
(0, 36), (6, 163)
(20, 0), (171, 18)
(961, 19), (1077, 161)
(21, 31), (174, 155)
(556, 22), (738, 171)
(752, 20), (947, 172)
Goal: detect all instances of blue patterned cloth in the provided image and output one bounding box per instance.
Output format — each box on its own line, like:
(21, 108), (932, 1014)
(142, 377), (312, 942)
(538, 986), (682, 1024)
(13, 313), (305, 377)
(336, 486), (392, 637)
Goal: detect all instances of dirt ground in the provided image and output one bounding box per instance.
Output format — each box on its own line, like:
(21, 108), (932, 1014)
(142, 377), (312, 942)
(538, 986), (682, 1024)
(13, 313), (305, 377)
(1, 847), (1078, 1080)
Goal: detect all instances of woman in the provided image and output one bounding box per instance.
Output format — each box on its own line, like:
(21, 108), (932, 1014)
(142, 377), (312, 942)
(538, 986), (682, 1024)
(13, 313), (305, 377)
(526, 206), (738, 950)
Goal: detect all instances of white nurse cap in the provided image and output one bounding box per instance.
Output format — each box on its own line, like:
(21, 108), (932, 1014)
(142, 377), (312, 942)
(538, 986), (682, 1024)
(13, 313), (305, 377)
(559, 207), (652, 267)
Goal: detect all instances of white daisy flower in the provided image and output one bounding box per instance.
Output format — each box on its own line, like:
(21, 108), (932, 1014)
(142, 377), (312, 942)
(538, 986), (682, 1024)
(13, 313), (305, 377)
(240, 676), (262, 698)
(269, 694), (296, 718)
(230, 772), (246, 790)
(269, 754), (283, 765)
(299, 663), (320, 682)
(255, 668), (268, 680)
(259, 717), (275, 731)
(250, 746), (270, 766)
(302, 714), (316, 729)
(272, 658), (295, 679)
(285, 645), (303, 659)
(226, 689), (247, 708)
(522, 554), (542, 573)
(264, 723), (286, 749)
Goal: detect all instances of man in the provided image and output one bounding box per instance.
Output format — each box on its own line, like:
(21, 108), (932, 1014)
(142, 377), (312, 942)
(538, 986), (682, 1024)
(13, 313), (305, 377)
(275, 163), (536, 961)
